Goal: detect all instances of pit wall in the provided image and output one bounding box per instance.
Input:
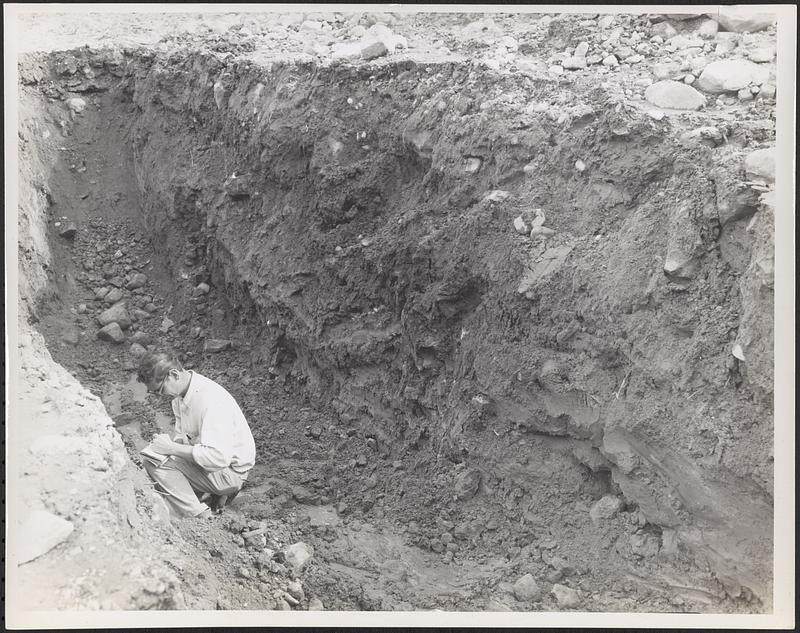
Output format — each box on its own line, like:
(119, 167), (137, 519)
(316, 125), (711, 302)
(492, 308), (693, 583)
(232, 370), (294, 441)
(22, 47), (775, 605)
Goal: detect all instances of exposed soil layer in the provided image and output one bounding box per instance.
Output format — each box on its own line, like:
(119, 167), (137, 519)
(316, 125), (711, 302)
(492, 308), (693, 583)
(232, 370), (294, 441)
(14, 11), (777, 614)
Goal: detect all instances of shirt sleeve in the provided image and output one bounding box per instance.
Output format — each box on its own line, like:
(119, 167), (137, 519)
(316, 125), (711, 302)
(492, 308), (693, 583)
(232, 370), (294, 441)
(190, 399), (235, 472)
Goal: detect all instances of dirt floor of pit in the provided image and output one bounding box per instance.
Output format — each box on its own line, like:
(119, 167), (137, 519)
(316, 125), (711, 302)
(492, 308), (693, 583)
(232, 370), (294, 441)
(11, 9), (783, 615)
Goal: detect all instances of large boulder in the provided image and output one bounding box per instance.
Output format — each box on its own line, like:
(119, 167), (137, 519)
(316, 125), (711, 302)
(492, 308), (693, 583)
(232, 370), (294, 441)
(696, 59), (770, 93)
(644, 80), (706, 110)
(710, 9), (775, 33)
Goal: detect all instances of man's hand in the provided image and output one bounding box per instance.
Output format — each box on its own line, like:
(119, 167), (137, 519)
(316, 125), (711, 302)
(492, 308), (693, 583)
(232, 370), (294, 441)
(151, 433), (177, 455)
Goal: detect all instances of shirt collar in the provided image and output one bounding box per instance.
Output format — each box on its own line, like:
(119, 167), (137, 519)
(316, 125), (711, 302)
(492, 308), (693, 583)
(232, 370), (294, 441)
(180, 371), (197, 406)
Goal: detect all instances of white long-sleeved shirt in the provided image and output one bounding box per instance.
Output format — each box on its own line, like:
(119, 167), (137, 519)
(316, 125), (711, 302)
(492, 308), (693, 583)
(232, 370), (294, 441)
(171, 371), (256, 474)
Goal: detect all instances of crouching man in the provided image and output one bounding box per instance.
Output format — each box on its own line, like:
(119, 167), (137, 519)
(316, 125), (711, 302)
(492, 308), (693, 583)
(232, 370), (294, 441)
(137, 352), (256, 519)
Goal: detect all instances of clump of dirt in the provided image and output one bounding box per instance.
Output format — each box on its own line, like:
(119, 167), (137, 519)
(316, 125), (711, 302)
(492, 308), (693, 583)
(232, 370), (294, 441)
(13, 10), (778, 616)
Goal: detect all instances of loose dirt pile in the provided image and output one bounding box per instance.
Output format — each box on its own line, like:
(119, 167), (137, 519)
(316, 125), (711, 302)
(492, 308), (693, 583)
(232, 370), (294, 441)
(11, 9), (780, 615)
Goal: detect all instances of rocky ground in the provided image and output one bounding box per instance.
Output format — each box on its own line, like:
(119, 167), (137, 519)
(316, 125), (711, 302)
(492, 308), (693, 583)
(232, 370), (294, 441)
(9, 7), (784, 621)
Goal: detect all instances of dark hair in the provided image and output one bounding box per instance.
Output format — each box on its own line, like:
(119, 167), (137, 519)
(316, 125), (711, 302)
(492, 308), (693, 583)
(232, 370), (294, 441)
(138, 352), (184, 385)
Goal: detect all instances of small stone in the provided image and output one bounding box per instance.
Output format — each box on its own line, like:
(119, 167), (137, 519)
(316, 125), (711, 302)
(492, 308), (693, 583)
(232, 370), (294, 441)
(276, 599), (292, 611)
(551, 583), (581, 609)
(59, 223), (78, 239)
(648, 109), (666, 120)
(130, 343), (147, 358)
(548, 65), (564, 75)
(355, 454), (368, 467)
(574, 41), (589, 58)
(651, 21), (677, 40)
(97, 303), (132, 329)
(463, 157), (482, 173)
(286, 580), (305, 601)
(644, 80), (705, 110)
(602, 55), (619, 67)
(104, 288), (124, 304)
(759, 83), (776, 98)
(697, 19), (719, 39)
(586, 54), (602, 65)
(696, 59), (769, 93)
(513, 216), (531, 235)
(732, 343), (746, 361)
(562, 56), (587, 70)
(530, 226), (555, 237)
(308, 597), (325, 610)
(159, 317), (174, 333)
(126, 273), (147, 290)
(97, 322), (125, 343)
(574, 159), (586, 172)
(204, 339), (232, 353)
(223, 173), (251, 198)
(513, 574), (541, 602)
(77, 303), (87, 314)
(17, 510), (74, 564)
(65, 97), (86, 113)
(747, 46), (775, 64)
(589, 495), (625, 523)
(737, 88), (754, 101)
(454, 468), (481, 500)
(744, 147), (775, 184)
(196, 282), (210, 295)
(683, 74), (696, 85)
(237, 566), (251, 579)
(130, 331), (152, 346)
(282, 542), (314, 573)
(361, 40), (388, 60)
(282, 592), (299, 607)
(145, 303), (158, 313)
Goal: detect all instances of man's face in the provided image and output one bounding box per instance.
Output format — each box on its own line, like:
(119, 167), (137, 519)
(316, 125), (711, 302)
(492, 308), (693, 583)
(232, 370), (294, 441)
(145, 369), (179, 398)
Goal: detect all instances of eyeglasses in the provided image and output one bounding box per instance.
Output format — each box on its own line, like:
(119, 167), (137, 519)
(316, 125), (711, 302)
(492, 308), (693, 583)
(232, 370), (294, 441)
(139, 374), (167, 395)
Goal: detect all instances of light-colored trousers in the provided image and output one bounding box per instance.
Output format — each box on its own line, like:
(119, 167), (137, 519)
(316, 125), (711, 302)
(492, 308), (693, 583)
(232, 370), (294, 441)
(143, 456), (245, 518)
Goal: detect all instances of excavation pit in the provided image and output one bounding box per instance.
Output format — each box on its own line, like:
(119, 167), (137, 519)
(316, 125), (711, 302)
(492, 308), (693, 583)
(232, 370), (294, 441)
(14, 16), (776, 614)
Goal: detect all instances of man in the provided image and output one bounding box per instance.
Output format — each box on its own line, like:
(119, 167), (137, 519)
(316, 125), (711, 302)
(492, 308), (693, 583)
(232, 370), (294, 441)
(137, 352), (256, 519)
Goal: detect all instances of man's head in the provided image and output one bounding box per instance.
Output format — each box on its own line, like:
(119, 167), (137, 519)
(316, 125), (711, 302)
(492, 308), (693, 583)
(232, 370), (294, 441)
(137, 352), (189, 398)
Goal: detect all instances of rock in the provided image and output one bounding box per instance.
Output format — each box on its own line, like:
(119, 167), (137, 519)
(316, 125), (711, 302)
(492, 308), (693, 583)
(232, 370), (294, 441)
(513, 216), (531, 235)
(286, 580), (305, 601)
(104, 288), (124, 304)
(94, 287), (110, 300)
(361, 23), (407, 54)
(562, 56), (587, 70)
(159, 317), (174, 333)
(282, 542), (314, 573)
(651, 21), (677, 39)
(97, 302), (132, 329)
(276, 599), (292, 611)
(738, 88), (754, 101)
(747, 46), (775, 63)
(223, 173), (251, 198)
(58, 223), (78, 239)
(108, 276), (125, 288)
(652, 62), (682, 81)
(598, 15), (615, 29)
(331, 42), (363, 62)
(204, 339), (232, 353)
(589, 495), (625, 523)
(499, 36), (518, 52)
(696, 59), (769, 93)
(17, 510), (74, 564)
(144, 303), (158, 313)
(666, 34), (704, 50)
(130, 331), (152, 346)
(308, 597), (325, 610)
(131, 308), (151, 322)
(463, 157), (482, 173)
(282, 592), (299, 607)
(630, 533), (661, 557)
(586, 54), (603, 65)
(454, 468), (481, 500)
(759, 83), (776, 98)
(712, 9), (775, 33)
(126, 273), (147, 290)
(483, 190), (512, 203)
(698, 19), (719, 38)
(77, 303), (87, 314)
(647, 109), (666, 121)
(683, 74), (696, 85)
(574, 41), (589, 58)
(644, 80), (705, 110)
(602, 54), (619, 67)
(360, 40), (388, 60)
(744, 148), (775, 184)
(130, 342), (147, 358)
(732, 343), (746, 361)
(98, 322), (125, 343)
(195, 282), (210, 295)
(551, 584), (581, 609)
(513, 574), (541, 602)
(65, 97), (86, 113)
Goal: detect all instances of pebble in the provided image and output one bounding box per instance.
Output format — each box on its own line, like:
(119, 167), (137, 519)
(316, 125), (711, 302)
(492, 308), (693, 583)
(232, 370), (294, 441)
(307, 597), (325, 611)
(513, 216), (530, 235)
(65, 97), (86, 113)
(714, 9), (775, 33)
(551, 584), (581, 609)
(683, 74), (696, 85)
(103, 288), (124, 305)
(97, 322), (125, 343)
(747, 46), (775, 63)
(159, 317), (174, 333)
(282, 542), (314, 573)
(130, 343), (147, 358)
(737, 88), (754, 101)
(195, 282), (210, 295)
(698, 19), (719, 39)
(77, 303), (87, 314)
(644, 80), (705, 110)
(286, 580), (305, 601)
(602, 55), (619, 67)
(513, 574), (541, 601)
(361, 40), (388, 60)
(562, 57), (587, 70)
(574, 159), (586, 172)
(589, 495), (625, 523)
(126, 273), (147, 290)
(204, 339), (232, 353)
(696, 59), (769, 93)
(454, 468), (481, 500)
(58, 223), (78, 239)
(759, 83), (776, 98)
